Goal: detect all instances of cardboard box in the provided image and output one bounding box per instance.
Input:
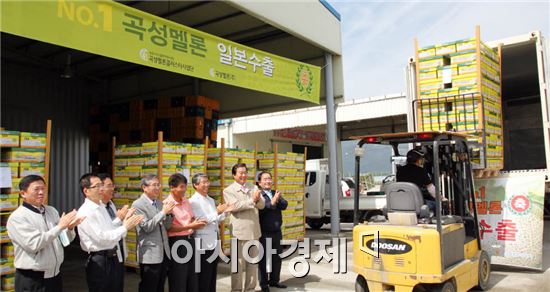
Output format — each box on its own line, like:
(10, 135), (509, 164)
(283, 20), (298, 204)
(455, 38), (476, 52)
(0, 162), (19, 178)
(158, 96), (172, 109)
(19, 163), (45, 177)
(450, 50), (476, 64)
(418, 45), (436, 58)
(183, 117), (204, 128)
(2, 148), (45, 163)
(418, 56), (445, 70)
(419, 78), (444, 91)
(157, 108), (173, 118)
(142, 109), (157, 121)
(185, 95), (209, 108)
(0, 131), (20, 147)
(418, 68), (438, 81)
(0, 194), (19, 210)
(435, 41), (457, 56)
(452, 73), (478, 88)
(20, 132), (47, 147)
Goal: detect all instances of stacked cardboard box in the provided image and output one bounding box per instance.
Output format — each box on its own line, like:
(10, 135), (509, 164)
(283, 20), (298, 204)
(416, 33), (503, 169)
(257, 151), (306, 241)
(89, 95), (219, 172)
(205, 148), (256, 253)
(0, 129), (48, 288)
(112, 141), (206, 267)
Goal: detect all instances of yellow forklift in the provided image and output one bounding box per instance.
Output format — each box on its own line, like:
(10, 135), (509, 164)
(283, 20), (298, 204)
(352, 131), (490, 292)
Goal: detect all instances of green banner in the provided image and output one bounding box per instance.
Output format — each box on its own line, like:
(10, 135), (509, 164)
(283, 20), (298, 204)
(1, 0), (320, 103)
(474, 171), (545, 270)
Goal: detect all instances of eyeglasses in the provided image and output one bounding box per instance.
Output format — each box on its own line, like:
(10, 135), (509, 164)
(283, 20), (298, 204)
(89, 183), (104, 189)
(147, 184), (161, 188)
(101, 184), (115, 189)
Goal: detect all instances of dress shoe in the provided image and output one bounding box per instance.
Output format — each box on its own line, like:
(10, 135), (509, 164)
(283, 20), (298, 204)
(269, 283), (287, 289)
(261, 286), (270, 292)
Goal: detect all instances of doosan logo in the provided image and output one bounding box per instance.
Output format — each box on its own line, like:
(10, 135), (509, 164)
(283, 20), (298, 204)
(366, 238), (413, 255)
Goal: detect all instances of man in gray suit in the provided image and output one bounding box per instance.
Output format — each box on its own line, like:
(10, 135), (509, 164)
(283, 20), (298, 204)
(132, 174), (176, 292)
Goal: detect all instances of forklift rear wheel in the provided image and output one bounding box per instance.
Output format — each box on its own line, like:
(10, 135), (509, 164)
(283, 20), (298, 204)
(355, 275), (369, 292)
(430, 280), (456, 292)
(476, 251), (491, 290)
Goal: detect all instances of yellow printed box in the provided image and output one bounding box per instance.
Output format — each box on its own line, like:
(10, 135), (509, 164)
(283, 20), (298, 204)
(1, 244), (14, 257)
(418, 45), (436, 58)
(419, 69), (438, 81)
(182, 154), (204, 166)
(437, 88), (459, 98)
(419, 56), (445, 70)
(140, 141), (179, 155)
(455, 38), (476, 52)
(113, 198), (129, 208)
(481, 42), (498, 62)
(450, 50), (476, 64)
(19, 163), (45, 177)
(114, 144), (142, 156)
(0, 162), (19, 178)
(0, 194), (19, 210)
(126, 156), (145, 166)
(20, 132), (46, 148)
(128, 177), (142, 189)
(436, 65), (459, 79)
(452, 73), (478, 87)
(419, 90), (438, 99)
(457, 62), (477, 75)
(114, 177), (129, 188)
(1, 148), (45, 163)
(435, 41), (457, 56)
(419, 78), (444, 91)
(257, 152), (275, 160)
(190, 145), (205, 155)
(0, 130), (20, 147)
(1, 273), (15, 291)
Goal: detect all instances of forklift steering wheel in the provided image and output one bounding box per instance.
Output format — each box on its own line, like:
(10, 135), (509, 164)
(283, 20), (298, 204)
(382, 174), (395, 184)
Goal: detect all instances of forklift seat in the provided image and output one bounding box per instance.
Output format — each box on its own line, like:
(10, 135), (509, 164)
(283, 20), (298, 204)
(385, 182), (430, 219)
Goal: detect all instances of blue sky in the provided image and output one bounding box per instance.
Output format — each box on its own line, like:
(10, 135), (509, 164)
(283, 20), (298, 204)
(329, 1), (550, 99)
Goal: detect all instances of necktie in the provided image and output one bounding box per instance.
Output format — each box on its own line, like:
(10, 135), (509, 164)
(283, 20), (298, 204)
(106, 202), (124, 259)
(265, 190), (273, 200)
(105, 202), (116, 219)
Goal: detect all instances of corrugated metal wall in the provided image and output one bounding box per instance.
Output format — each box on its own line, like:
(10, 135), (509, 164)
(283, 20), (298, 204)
(1, 61), (97, 211)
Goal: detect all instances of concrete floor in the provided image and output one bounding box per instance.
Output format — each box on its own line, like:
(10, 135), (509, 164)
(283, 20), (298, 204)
(61, 221), (550, 292)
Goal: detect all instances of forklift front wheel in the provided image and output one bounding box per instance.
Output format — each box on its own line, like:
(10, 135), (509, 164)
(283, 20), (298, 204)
(430, 280), (456, 292)
(476, 251), (491, 290)
(355, 275), (369, 292)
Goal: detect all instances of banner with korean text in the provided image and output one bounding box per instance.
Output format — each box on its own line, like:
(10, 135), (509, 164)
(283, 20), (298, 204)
(474, 171), (545, 270)
(0, 0), (320, 103)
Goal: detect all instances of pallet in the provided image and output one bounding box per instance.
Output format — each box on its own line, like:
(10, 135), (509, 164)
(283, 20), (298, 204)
(473, 169), (500, 178)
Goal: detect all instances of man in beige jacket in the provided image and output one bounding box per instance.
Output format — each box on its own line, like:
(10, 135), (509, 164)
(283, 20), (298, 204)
(223, 163), (265, 292)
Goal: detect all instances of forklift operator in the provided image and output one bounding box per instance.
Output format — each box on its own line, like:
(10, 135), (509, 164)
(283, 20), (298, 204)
(396, 149), (438, 211)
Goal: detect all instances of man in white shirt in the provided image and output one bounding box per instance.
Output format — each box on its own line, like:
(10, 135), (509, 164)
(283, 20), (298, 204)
(189, 173), (233, 292)
(97, 173), (130, 292)
(7, 175), (83, 292)
(77, 173), (143, 292)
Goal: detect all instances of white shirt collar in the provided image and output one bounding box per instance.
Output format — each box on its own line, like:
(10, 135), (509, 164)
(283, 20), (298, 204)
(84, 198), (101, 209)
(142, 193), (155, 205)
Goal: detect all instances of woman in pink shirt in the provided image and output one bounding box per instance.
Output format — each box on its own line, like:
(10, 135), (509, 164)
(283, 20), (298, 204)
(164, 173), (206, 292)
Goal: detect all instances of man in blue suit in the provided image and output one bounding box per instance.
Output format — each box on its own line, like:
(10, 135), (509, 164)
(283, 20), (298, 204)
(257, 171), (288, 292)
